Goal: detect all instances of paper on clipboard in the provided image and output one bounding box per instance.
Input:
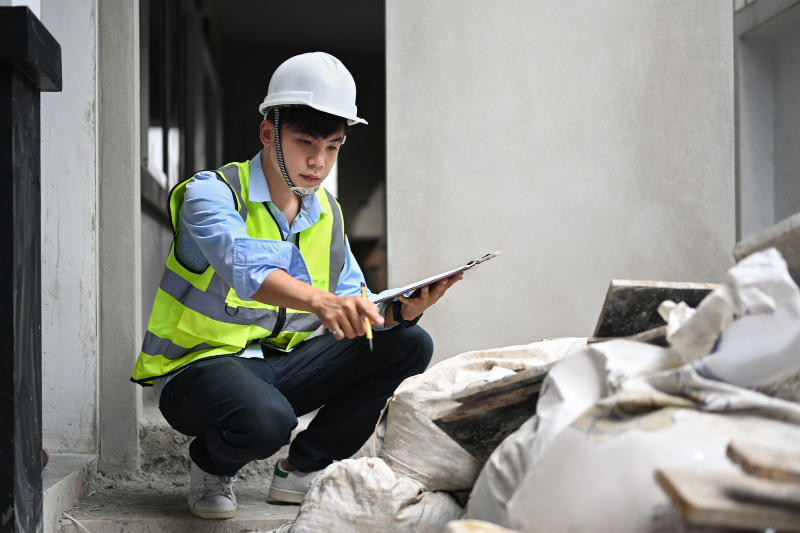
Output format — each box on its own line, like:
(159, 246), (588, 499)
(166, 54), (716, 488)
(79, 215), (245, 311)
(373, 251), (501, 303)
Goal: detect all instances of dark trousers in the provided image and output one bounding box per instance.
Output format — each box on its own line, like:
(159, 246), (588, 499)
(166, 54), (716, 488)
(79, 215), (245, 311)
(159, 325), (433, 476)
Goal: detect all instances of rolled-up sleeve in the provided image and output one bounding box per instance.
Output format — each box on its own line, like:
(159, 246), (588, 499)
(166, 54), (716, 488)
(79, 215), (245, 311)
(180, 172), (309, 299)
(232, 238), (311, 297)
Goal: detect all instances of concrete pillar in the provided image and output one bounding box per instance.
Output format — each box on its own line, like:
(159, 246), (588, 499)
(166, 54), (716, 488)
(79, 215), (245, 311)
(97, 0), (141, 473)
(386, 0), (735, 363)
(40, 0), (99, 456)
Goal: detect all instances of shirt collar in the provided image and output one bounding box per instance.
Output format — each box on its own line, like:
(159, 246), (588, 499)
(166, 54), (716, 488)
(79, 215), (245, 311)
(248, 151), (326, 216)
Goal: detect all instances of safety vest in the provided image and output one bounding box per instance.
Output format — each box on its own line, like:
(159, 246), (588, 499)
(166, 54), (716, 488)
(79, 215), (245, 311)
(131, 162), (346, 385)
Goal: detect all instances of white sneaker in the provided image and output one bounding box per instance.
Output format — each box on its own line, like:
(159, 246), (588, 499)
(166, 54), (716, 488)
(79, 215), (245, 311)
(267, 459), (321, 504)
(188, 460), (237, 519)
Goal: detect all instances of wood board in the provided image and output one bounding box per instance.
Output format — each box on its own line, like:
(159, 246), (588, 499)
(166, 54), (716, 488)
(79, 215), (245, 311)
(655, 468), (800, 532)
(727, 439), (800, 483)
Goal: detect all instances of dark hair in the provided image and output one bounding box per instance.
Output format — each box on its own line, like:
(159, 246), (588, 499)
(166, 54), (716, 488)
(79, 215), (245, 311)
(265, 105), (349, 139)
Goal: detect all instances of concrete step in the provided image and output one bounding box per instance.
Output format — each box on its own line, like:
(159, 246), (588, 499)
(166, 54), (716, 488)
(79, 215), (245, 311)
(57, 482), (298, 533)
(43, 453), (97, 533)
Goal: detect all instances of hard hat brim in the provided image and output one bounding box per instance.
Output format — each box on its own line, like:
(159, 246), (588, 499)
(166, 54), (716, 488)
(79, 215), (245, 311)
(259, 97), (367, 126)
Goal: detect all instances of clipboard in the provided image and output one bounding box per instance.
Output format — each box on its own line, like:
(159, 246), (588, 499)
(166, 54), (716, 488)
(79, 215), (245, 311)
(373, 251), (501, 303)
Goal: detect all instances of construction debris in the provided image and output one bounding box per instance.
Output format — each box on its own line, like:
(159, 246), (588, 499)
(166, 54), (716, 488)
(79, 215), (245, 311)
(734, 210), (800, 285)
(97, 215), (800, 532)
(591, 279), (716, 344)
(656, 465), (800, 531)
(467, 339), (682, 528)
(727, 438), (800, 482)
(653, 438), (800, 532)
(465, 245), (800, 532)
(378, 339), (584, 491)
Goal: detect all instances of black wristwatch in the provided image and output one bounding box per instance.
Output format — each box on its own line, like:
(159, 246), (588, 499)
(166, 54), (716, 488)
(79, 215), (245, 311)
(393, 300), (422, 328)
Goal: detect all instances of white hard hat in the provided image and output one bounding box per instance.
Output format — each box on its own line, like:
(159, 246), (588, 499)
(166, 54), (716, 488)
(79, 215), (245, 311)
(258, 52), (367, 126)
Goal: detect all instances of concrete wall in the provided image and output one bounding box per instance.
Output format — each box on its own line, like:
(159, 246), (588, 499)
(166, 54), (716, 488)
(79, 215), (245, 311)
(387, 0), (735, 363)
(40, 0), (98, 454)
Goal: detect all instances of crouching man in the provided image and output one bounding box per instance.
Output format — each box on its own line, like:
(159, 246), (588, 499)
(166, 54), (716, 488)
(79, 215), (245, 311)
(130, 52), (460, 519)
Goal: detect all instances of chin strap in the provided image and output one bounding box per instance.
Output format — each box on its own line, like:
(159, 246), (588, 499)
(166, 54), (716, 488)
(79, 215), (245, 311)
(273, 107), (319, 198)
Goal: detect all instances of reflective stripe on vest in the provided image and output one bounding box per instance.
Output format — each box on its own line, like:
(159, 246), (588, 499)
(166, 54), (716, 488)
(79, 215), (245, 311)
(132, 161), (346, 385)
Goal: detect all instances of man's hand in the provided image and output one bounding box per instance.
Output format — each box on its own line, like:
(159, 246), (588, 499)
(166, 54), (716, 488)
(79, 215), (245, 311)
(393, 272), (463, 324)
(311, 292), (384, 340)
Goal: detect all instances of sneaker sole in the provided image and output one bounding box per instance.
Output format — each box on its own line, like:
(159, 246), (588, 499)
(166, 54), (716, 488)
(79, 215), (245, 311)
(190, 506), (237, 520)
(267, 486), (306, 504)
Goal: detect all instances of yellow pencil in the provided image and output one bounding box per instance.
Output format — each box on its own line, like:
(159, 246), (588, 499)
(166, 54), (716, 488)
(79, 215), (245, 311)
(360, 282), (373, 352)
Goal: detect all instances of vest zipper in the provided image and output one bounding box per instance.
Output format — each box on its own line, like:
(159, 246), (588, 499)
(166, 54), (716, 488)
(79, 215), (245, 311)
(263, 203), (300, 339)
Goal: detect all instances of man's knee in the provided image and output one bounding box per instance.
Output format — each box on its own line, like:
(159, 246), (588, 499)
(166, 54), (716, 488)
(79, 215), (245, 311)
(235, 395), (298, 458)
(391, 325), (434, 374)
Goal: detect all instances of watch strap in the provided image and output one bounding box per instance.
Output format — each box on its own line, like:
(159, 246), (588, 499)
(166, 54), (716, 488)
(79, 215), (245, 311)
(393, 300), (422, 328)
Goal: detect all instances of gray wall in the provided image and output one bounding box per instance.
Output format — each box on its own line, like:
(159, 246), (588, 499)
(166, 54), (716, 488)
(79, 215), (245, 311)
(387, 0), (735, 363)
(40, 0), (99, 454)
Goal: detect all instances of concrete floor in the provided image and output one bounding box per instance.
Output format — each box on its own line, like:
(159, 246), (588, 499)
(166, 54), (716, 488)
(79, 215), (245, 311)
(52, 411), (318, 532)
(58, 482), (298, 532)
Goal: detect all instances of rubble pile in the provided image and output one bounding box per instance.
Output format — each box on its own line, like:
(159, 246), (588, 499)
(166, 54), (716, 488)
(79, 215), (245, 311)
(277, 214), (800, 533)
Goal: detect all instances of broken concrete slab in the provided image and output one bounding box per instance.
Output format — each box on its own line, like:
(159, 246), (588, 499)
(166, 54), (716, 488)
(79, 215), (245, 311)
(592, 280), (717, 340)
(734, 211), (800, 286)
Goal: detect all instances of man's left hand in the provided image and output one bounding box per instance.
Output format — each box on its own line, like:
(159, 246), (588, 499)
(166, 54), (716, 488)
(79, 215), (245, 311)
(395, 272), (463, 322)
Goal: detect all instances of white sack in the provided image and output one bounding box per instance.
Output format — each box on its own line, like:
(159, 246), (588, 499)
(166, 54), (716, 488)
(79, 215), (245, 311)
(465, 415), (538, 525)
(668, 248), (800, 384)
(467, 339), (681, 526)
(506, 356), (800, 533)
(380, 338), (586, 491)
(289, 457), (463, 533)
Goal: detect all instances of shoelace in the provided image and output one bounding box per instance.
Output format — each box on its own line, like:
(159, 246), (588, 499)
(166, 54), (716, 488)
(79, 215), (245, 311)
(201, 472), (236, 499)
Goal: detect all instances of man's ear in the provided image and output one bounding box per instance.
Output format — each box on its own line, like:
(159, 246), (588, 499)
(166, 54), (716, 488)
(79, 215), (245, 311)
(259, 119), (273, 148)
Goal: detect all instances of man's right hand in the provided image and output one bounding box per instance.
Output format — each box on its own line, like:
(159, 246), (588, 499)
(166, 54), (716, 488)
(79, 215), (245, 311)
(310, 292), (384, 340)
(253, 269), (383, 340)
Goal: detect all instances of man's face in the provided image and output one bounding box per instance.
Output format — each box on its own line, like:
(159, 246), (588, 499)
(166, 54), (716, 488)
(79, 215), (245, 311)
(276, 123), (345, 188)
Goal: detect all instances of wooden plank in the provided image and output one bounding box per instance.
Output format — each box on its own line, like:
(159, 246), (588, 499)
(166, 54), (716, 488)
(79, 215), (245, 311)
(655, 468), (800, 532)
(451, 366), (547, 404)
(727, 439), (800, 482)
(588, 324), (668, 345)
(442, 385), (541, 422)
(734, 211), (800, 286)
(593, 280), (717, 338)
